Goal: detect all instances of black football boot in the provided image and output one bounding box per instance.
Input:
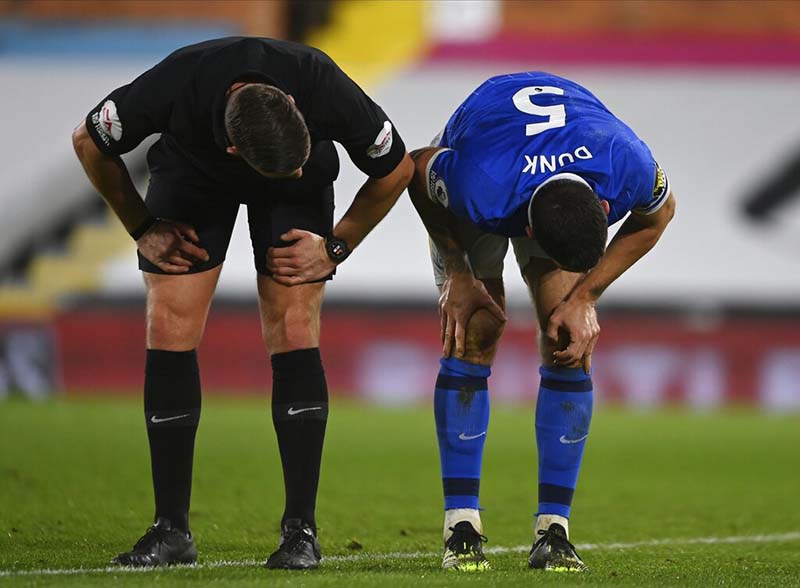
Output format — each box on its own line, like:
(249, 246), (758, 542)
(112, 517), (196, 567)
(528, 522), (587, 572)
(265, 518), (321, 570)
(442, 521), (490, 571)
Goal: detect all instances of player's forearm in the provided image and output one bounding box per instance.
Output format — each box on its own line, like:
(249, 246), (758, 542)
(421, 219), (470, 276)
(574, 222), (662, 301)
(573, 195), (675, 302)
(333, 153), (414, 251)
(72, 122), (150, 234)
(406, 151), (469, 275)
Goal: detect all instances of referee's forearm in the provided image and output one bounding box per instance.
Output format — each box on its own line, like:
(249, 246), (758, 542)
(333, 153), (413, 250)
(72, 122), (151, 235)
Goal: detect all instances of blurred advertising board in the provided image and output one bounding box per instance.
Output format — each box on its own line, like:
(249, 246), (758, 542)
(52, 307), (800, 411)
(0, 322), (58, 399)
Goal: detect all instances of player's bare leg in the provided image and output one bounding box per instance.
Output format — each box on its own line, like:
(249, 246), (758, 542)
(257, 276), (326, 570)
(522, 257), (590, 572)
(439, 278), (505, 571)
(114, 266), (222, 567)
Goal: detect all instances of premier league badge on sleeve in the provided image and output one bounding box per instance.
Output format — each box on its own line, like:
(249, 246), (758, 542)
(92, 100), (123, 145)
(427, 167), (449, 207)
(366, 121), (393, 159)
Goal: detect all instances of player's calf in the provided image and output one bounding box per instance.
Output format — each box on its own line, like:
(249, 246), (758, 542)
(436, 308), (503, 571)
(530, 365), (594, 572)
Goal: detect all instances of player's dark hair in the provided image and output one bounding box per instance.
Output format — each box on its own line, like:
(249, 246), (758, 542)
(224, 84), (311, 176)
(528, 180), (608, 272)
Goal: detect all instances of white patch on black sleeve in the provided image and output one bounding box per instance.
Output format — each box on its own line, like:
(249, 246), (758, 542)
(366, 121), (393, 159)
(91, 100), (123, 146)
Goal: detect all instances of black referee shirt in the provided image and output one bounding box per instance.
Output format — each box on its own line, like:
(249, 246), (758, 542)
(85, 37), (406, 186)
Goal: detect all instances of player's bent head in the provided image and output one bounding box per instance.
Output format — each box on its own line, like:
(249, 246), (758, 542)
(528, 177), (608, 273)
(224, 84), (311, 177)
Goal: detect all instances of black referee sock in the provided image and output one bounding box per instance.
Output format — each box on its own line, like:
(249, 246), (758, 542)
(144, 349), (201, 533)
(271, 348), (329, 531)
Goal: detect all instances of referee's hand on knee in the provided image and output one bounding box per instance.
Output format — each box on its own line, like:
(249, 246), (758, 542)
(267, 229), (336, 286)
(136, 220), (209, 274)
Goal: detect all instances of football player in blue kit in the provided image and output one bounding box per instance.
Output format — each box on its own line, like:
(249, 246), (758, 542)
(407, 72), (675, 572)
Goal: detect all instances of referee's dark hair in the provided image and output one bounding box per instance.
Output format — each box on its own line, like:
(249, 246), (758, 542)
(225, 84), (311, 176)
(527, 179), (608, 272)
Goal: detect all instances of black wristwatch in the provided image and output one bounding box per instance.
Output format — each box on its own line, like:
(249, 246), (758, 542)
(325, 236), (351, 263)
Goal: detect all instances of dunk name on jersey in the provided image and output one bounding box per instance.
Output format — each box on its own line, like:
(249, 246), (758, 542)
(521, 146), (593, 175)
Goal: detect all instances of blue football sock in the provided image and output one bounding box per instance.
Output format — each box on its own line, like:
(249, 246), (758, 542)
(435, 356), (491, 510)
(536, 365), (594, 519)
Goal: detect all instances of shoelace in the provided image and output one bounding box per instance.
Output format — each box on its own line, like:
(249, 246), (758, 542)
(281, 527), (316, 555)
(532, 527), (580, 556)
(446, 525), (488, 554)
(132, 526), (172, 551)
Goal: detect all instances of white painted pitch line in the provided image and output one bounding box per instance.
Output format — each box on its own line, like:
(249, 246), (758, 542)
(1, 531), (798, 578)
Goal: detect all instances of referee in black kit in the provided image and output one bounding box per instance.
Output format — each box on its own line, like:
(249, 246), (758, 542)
(72, 37), (413, 569)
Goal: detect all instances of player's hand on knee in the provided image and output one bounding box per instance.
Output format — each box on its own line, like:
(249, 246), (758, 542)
(267, 228), (336, 286)
(546, 296), (600, 374)
(439, 272), (505, 358)
(583, 331), (600, 374)
(136, 219), (209, 274)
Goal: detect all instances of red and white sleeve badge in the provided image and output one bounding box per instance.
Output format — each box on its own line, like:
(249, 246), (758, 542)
(366, 121), (393, 159)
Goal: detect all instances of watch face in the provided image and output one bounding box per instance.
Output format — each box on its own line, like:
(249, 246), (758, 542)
(328, 238), (348, 261)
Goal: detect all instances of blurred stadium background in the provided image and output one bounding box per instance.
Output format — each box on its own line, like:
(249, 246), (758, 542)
(1, 0), (799, 412)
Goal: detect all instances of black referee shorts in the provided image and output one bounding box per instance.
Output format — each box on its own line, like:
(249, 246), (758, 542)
(138, 146), (337, 279)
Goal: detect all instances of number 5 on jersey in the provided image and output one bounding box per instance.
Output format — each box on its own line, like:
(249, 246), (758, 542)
(512, 86), (566, 136)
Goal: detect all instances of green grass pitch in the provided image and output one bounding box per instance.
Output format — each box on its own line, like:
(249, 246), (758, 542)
(1, 397), (799, 587)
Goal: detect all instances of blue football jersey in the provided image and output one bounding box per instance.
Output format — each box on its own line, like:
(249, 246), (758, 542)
(426, 72), (670, 237)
